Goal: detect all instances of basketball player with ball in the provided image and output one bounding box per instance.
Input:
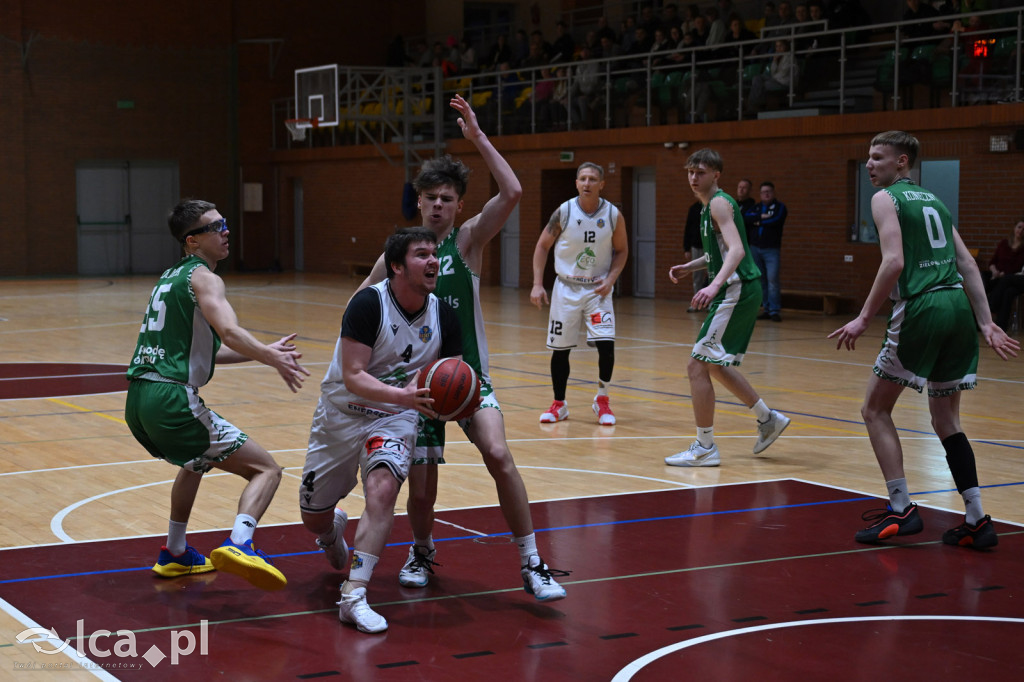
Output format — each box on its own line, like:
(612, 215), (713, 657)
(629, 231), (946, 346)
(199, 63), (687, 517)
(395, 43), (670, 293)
(358, 94), (568, 604)
(299, 227), (463, 633)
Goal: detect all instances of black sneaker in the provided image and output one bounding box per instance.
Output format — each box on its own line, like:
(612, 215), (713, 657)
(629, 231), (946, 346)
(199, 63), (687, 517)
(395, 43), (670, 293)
(854, 504), (923, 543)
(942, 515), (998, 549)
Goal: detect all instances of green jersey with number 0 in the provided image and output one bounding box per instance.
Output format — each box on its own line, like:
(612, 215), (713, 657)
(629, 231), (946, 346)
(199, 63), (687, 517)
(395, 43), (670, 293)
(127, 255), (221, 387)
(881, 178), (961, 301)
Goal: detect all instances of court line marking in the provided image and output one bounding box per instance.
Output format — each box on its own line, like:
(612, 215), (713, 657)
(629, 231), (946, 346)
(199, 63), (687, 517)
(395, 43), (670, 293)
(611, 615), (1024, 681)
(0, 595), (117, 681)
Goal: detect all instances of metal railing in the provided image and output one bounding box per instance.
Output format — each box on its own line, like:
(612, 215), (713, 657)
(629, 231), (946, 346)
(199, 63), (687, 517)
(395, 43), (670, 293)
(274, 6), (1023, 151)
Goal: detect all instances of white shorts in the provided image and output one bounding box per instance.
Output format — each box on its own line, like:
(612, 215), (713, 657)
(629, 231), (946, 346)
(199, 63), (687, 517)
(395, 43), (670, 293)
(547, 278), (615, 350)
(299, 396), (418, 513)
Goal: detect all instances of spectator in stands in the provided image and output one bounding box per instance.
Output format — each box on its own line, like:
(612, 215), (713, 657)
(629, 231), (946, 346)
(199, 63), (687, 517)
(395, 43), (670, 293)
(551, 21), (576, 64)
(662, 4), (682, 33)
(691, 14), (712, 45)
(595, 16), (616, 44)
(649, 28), (675, 67)
(411, 40), (432, 68)
(582, 30), (600, 58)
(829, 0), (872, 30)
(748, 180), (788, 322)
(736, 178), (756, 214)
(458, 37), (478, 74)
(903, 0), (943, 41)
(431, 41), (458, 77)
(620, 16), (637, 51)
(719, 0), (738, 21)
(745, 39), (798, 113)
(706, 7), (727, 46)
(639, 4), (663, 37)
(720, 14), (757, 58)
(571, 44), (603, 128)
(681, 4), (701, 35)
(530, 29), (552, 64)
(485, 34), (512, 71)
(600, 34), (621, 60)
(512, 29), (530, 66)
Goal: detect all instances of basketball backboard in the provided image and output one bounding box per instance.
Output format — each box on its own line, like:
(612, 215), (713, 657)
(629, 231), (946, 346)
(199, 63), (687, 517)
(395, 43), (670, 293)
(294, 64), (339, 128)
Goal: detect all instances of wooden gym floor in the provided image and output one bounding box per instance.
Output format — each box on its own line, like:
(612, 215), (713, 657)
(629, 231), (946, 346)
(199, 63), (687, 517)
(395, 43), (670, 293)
(0, 273), (1021, 680)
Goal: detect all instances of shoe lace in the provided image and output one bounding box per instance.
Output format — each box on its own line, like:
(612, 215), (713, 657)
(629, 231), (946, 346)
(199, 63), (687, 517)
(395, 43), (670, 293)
(859, 507), (895, 523)
(251, 544), (276, 565)
(525, 562), (571, 584)
(594, 397), (612, 414)
(547, 401), (565, 415)
(407, 551), (440, 575)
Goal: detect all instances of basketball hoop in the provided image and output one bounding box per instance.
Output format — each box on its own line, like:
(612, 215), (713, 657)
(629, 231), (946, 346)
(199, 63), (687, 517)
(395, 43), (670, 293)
(284, 118), (317, 142)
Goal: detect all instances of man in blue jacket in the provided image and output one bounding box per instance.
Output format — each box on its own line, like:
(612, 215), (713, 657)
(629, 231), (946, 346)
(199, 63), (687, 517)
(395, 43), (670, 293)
(748, 181), (788, 322)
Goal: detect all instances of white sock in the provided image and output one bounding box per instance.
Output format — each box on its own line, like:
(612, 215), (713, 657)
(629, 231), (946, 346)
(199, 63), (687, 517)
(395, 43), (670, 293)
(317, 525), (337, 547)
(596, 381), (608, 397)
(697, 426), (715, 449)
(412, 536), (435, 552)
(229, 513), (257, 546)
(514, 533), (538, 565)
(167, 520), (188, 556)
(885, 478), (912, 514)
(962, 487), (984, 525)
(752, 399), (771, 422)
(348, 550), (379, 584)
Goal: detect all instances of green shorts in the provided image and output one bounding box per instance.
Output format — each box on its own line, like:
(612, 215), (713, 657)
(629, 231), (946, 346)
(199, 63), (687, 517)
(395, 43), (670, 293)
(413, 380), (499, 465)
(692, 278), (762, 366)
(125, 378), (247, 473)
(874, 286), (979, 397)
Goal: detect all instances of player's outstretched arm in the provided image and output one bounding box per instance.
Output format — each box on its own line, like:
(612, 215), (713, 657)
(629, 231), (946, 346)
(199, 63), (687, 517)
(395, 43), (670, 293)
(193, 268), (309, 392)
(451, 94), (522, 250)
(953, 229), (1020, 360)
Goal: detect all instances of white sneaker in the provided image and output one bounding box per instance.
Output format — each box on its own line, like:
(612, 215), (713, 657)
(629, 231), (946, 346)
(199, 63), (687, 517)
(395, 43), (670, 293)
(315, 508), (349, 570)
(664, 441), (720, 467)
(398, 545), (437, 588)
(592, 395), (616, 425)
(540, 400), (569, 423)
(521, 555), (568, 602)
(753, 410), (791, 454)
(338, 586), (388, 633)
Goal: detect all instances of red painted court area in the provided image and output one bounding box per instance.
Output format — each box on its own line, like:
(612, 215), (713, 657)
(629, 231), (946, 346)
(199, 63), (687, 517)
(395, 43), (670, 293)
(2, 481), (1022, 680)
(0, 363), (128, 399)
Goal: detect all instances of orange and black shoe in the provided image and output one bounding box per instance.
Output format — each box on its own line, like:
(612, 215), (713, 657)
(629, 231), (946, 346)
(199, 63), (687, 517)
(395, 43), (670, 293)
(854, 503), (923, 544)
(942, 515), (998, 549)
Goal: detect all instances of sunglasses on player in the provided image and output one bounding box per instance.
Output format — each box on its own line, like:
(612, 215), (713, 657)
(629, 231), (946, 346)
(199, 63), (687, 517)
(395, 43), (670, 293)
(182, 218), (228, 241)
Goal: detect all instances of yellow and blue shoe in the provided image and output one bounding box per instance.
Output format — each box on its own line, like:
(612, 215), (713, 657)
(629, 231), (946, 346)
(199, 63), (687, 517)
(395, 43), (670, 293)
(152, 545), (216, 578)
(210, 538), (287, 591)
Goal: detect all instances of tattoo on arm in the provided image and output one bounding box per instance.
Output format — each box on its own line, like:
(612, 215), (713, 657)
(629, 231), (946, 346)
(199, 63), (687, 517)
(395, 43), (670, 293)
(545, 212), (562, 239)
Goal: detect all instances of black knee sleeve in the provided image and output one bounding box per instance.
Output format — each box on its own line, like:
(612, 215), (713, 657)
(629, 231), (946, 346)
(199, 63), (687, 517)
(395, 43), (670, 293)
(595, 340), (615, 383)
(551, 349), (571, 400)
(942, 432), (978, 494)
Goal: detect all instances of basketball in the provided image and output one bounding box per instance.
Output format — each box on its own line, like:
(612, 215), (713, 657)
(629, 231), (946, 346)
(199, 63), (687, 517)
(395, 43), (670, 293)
(417, 357), (481, 421)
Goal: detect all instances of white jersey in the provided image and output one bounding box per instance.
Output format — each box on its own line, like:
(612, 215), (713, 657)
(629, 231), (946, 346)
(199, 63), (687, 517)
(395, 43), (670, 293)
(553, 197), (620, 284)
(320, 280), (454, 418)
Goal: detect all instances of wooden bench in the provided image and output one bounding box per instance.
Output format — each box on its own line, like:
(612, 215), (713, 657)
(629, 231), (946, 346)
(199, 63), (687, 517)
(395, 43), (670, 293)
(780, 289), (847, 316)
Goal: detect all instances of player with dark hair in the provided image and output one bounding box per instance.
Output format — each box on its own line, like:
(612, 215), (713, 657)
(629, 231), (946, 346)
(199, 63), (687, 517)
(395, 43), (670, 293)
(665, 148), (791, 467)
(300, 227), (462, 633)
(126, 198), (309, 590)
(830, 131), (1018, 547)
(359, 95), (567, 602)
(530, 161), (629, 426)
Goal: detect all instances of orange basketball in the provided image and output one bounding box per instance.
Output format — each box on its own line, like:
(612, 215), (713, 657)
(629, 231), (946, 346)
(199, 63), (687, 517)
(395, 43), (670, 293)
(417, 357), (481, 421)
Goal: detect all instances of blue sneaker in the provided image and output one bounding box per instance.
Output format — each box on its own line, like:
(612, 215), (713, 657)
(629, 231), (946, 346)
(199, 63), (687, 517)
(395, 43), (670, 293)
(152, 545), (215, 578)
(210, 538), (287, 591)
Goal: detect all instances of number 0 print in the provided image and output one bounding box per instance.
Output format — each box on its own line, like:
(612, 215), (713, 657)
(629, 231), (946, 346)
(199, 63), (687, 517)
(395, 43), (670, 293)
(922, 206), (947, 249)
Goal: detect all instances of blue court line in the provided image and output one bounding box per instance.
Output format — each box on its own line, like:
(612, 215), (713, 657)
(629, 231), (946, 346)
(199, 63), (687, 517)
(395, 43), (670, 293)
(494, 364), (1024, 451)
(0, 492), (920, 587)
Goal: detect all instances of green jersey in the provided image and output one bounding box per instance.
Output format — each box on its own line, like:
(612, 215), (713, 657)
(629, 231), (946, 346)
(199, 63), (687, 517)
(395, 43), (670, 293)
(701, 189), (761, 284)
(434, 227), (490, 383)
(881, 177), (961, 301)
(127, 255), (221, 387)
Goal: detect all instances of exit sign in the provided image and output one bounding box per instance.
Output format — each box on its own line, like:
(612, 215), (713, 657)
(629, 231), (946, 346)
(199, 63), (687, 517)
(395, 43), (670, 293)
(559, 151), (574, 163)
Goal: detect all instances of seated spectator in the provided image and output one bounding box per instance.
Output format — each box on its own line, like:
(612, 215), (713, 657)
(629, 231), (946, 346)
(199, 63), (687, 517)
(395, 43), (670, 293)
(985, 219), (1024, 296)
(386, 35), (409, 67)
(745, 39), (798, 113)
(720, 14), (757, 58)
(458, 37), (478, 74)
(649, 28), (675, 67)
(662, 3), (682, 33)
(571, 45), (604, 128)
(680, 4), (701, 35)
(595, 16), (616, 44)
(551, 21), (576, 64)
(512, 29), (530, 66)
(903, 0), (942, 42)
(705, 7), (727, 46)
(485, 34), (512, 71)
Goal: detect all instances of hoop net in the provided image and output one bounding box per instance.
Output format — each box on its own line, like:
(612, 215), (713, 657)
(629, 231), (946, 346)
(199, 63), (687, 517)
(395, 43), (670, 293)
(285, 118), (317, 142)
